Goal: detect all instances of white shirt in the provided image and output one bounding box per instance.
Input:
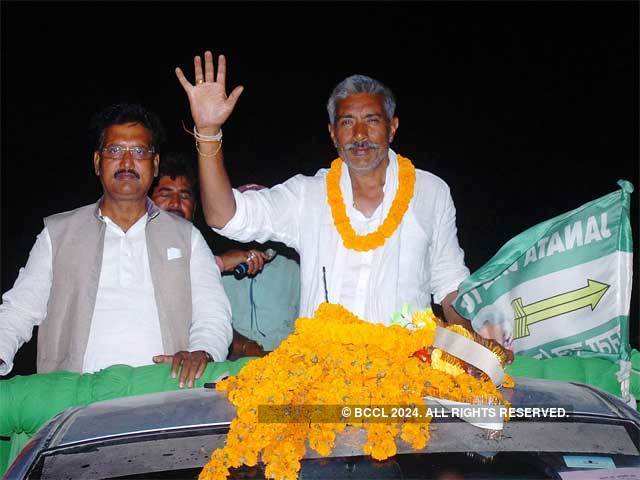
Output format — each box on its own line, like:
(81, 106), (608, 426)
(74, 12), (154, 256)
(0, 213), (232, 376)
(337, 166), (387, 318)
(214, 149), (470, 324)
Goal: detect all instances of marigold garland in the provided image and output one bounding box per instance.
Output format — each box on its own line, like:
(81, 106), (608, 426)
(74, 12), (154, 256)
(326, 155), (416, 251)
(200, 303), (513, 480)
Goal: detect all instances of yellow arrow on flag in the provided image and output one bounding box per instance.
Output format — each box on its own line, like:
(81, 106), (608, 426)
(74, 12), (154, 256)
(512, 279), (610, 339)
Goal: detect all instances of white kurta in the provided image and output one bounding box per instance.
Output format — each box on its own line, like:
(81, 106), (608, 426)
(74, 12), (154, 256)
(0, 212), (232, 376)
(83, 214), (165, 372)
(214, 149), (470, 324)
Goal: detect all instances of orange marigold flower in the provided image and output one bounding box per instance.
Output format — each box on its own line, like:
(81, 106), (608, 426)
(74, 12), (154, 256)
(199, 304), (512, 480)
(326, 156), (416, 252)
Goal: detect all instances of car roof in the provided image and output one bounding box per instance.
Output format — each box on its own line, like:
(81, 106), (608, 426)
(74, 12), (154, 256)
(48, 377), (628, 449)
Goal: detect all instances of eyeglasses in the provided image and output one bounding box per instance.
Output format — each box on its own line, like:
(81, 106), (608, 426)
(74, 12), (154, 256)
(101, 144), (155, 160)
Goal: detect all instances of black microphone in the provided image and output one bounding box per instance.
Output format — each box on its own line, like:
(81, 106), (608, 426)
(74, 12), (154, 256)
(233, 248), (277, 279)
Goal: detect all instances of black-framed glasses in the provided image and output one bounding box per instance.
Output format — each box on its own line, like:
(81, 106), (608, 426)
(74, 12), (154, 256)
(101, 144), (155, 160)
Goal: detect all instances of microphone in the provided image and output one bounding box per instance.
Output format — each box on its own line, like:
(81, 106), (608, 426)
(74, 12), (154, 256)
(233, 248), (277, 279)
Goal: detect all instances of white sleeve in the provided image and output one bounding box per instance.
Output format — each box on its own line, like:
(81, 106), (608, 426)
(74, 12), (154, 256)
(212, 175), (304, 250)
(0, 227), (53, 375)
(429, 185), (470, 304)
(187, 226), (233, 361)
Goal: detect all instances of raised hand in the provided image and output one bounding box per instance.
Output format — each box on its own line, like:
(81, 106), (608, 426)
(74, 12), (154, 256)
(175, 51), (244, 132)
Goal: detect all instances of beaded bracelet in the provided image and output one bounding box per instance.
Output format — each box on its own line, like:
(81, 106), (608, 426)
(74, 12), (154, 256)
(181, 121), (223, 142)
(194, 125), (223, 142)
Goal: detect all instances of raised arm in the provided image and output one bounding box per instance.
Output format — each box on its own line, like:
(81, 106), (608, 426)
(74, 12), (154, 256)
(175, 51), (243, 228)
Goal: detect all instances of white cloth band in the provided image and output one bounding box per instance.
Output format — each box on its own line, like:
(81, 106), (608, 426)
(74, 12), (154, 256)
(433, 326), (505, 386)
(424, 395), (504, 431)
(616, 359), (634, 407)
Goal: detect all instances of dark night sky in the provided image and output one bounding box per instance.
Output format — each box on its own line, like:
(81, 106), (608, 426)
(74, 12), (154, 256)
(1, 1), (638, 375)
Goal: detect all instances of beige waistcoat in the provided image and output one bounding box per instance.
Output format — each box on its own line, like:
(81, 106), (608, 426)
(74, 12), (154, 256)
(37, 199), (192, 373)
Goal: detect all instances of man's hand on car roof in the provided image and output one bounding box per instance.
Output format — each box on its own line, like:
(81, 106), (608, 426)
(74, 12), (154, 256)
(153, 350), (212, 388)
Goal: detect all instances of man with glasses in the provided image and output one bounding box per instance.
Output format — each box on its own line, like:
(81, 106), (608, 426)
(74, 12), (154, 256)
(0, 104), (233, 388)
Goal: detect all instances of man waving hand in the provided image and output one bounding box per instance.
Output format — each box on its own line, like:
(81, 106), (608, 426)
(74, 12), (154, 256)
(176, 51), (471, 328)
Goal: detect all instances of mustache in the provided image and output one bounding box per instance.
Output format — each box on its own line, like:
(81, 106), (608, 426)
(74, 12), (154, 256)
(114, 169), (140, 180)
(340, 140), (383, 150)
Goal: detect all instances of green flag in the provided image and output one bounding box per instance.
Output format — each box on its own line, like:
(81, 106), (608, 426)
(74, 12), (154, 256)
(453, 180), (634, 363)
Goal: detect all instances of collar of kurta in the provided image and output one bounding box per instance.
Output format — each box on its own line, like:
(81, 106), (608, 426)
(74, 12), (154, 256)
(93, 197), (161, 222)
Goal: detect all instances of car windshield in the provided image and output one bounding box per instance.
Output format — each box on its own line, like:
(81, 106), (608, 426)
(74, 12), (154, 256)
(30, 419), (640, 480)
(109, 452), (640, 480)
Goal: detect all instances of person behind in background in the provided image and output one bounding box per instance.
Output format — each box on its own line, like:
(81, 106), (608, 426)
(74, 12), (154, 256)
(150, 151), (269, 278)
(151, 157), (298, 357)
(222, 184), (301, 358)
(0, 104), (232, 388)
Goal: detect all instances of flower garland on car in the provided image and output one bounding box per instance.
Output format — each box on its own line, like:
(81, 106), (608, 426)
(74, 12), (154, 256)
(326, 155), (416, 251)
(200, 304), (513, 480)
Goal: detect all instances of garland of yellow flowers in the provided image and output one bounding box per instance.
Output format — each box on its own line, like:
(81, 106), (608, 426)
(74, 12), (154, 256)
(326, 155), (416, 251)
(199, 304), (513, 480)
